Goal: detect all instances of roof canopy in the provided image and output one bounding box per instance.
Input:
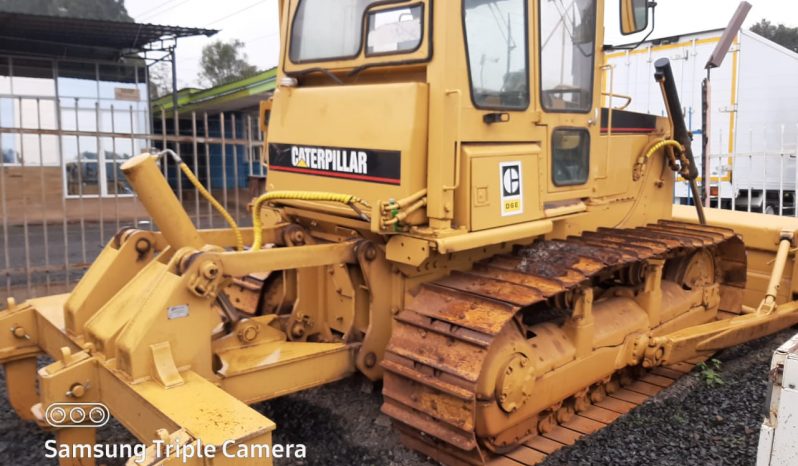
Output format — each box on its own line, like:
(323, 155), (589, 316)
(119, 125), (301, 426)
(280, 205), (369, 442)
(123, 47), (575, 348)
(153, 69), (277, 117)
(0, 12), (218, 61)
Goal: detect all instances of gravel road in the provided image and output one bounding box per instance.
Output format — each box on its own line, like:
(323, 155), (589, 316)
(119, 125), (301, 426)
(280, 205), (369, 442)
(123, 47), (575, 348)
(0, 328), (794, 465)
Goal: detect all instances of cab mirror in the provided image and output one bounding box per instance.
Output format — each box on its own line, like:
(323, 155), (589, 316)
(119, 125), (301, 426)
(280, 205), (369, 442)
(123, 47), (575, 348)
(620, 0), (650, 35)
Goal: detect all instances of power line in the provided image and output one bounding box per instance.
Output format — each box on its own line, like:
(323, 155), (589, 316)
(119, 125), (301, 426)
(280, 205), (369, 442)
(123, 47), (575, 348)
(139, 0), (196, 21)
(206, 0), (266, 27)
(135, 0), (183, 20)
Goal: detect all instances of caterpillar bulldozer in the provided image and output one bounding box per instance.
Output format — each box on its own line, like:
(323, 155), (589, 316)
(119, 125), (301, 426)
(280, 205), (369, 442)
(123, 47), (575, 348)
(3, 0), (798, 465)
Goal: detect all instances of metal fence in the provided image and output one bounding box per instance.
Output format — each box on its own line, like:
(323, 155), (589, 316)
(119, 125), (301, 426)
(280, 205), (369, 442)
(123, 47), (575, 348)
(678, 125), (798, 216)
(0, 96), (263, 302)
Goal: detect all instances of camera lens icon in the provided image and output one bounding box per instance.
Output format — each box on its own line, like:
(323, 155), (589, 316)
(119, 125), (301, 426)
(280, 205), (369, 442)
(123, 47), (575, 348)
(45, 403), (110, 428)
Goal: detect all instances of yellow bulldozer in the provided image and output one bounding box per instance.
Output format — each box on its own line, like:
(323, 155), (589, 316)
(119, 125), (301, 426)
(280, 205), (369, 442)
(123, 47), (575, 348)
(2, 0), (798, 465)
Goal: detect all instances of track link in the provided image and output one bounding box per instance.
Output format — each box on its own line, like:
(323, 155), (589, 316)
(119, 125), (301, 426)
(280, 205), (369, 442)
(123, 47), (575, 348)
(488, 359), (703, 465)
(381, 221), (745, 465)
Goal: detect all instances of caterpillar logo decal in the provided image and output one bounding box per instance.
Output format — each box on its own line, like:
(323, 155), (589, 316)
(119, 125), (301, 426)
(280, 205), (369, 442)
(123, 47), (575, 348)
(269, 143), (401, 185)
(500, 161), (523, 217)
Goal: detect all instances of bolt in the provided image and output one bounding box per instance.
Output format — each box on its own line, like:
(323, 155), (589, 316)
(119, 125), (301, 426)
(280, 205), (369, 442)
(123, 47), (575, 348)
(135, 238), (151, 258)
(67, 383), (86, 398)
(364, 244), (377, 262)
(237, 323), (260, 343)
(11, 326), (30, 340)
(202, 263), (219, 280)
(289, 229), (306, 245)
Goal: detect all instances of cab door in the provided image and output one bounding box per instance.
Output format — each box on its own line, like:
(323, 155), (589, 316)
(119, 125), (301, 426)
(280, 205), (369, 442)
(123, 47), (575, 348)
(536, 0), (600, 202)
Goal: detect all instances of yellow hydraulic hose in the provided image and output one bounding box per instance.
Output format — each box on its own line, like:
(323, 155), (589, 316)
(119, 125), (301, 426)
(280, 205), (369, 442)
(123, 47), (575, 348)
(645, 139), (684, 160)
(251, 191), (369, 251)
(158, 150), (244, 251)
(179, 163), (244, 251)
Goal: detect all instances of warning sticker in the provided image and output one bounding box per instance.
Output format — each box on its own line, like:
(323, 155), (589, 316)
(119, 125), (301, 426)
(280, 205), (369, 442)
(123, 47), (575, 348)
(167, 304), (190, 320)
(500, 161), (523, 217)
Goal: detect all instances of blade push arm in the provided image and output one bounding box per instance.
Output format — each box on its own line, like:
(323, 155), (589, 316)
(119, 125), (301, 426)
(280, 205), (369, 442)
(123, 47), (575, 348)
(640, 231), (798, 368)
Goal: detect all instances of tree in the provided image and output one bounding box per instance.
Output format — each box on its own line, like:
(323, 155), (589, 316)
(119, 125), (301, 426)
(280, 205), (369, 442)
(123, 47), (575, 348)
(199, 40), (259, 87)
(0, 0), (133, 21)
(750, 19), (798, 53)
(148, 61), (172, 99)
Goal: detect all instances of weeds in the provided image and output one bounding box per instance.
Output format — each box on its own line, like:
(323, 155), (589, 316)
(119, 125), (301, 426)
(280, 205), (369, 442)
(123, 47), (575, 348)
(698, 359), (725, 386)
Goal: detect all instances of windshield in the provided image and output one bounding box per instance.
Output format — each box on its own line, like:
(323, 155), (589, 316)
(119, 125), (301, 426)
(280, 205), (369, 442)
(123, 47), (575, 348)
(290, 0), (386, 62)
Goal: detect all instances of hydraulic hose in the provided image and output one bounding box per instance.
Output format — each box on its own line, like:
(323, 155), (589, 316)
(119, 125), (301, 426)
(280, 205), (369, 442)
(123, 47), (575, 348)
(644, 139), (683, 161)
(158, 150), (244, 251)
(251, 191), (369, 251)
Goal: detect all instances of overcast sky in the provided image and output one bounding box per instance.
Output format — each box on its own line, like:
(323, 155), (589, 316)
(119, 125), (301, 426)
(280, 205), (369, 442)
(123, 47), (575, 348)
(125, 0), (797, 89)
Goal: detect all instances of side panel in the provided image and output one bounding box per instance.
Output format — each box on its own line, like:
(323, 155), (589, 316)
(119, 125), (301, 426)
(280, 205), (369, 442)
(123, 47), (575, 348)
(454, 144), (544, 232)
(266, 83), (429, 208)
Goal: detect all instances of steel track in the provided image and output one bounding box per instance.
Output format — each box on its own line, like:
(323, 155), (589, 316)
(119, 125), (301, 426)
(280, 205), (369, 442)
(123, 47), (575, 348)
(381, 220), (744, 466)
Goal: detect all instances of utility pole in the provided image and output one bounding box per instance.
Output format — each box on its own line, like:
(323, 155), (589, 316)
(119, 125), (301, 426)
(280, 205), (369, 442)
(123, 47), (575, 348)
(702, 1), (751, 208)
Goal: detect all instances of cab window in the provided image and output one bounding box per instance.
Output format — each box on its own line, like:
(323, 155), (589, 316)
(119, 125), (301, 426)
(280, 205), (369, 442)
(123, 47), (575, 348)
(290, 0), (386, 63)
(552, 129), (590, 186)
(539, 0), (597, 113)
(463, 0), (530, 110)
(367, 5), (424, 56)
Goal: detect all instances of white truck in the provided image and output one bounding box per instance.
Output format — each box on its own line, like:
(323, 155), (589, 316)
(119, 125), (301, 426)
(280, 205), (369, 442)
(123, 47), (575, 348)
(757, 332), (798, 465)
(605, 29), (798, 214)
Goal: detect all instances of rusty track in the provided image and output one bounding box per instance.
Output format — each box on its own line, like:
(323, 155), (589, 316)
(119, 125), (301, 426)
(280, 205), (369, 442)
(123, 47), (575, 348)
(482, 360), (701, 465)
(381, 220), (744, 466)
(450, 361), (697, 466)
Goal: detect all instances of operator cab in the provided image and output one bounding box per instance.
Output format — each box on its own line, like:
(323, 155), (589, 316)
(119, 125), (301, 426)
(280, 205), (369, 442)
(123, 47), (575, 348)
(266, 0), (662, 236)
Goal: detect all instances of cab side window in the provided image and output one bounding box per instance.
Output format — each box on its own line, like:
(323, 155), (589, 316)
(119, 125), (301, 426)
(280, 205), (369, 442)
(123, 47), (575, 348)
(539, 0), (597, 113)
(552, 129), (590, 186)
(463, 0), (529, 110)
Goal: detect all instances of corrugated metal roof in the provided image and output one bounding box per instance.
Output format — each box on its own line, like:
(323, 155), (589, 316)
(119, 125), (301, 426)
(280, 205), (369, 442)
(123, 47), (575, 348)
(153, 69), (278, 116)
(0, 12), (218, 60)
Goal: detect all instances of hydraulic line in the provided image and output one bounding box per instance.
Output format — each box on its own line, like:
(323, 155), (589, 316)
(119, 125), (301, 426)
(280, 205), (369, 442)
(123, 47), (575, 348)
(251, 191), (370, 251)
(158, 150), (244, 251)
(644, 139), (683, 161)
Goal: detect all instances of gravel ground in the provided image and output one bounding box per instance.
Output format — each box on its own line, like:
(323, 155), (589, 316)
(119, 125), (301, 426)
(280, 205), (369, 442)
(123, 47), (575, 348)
(0, 328), (794, 465)
(541, 328), (798, 466)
